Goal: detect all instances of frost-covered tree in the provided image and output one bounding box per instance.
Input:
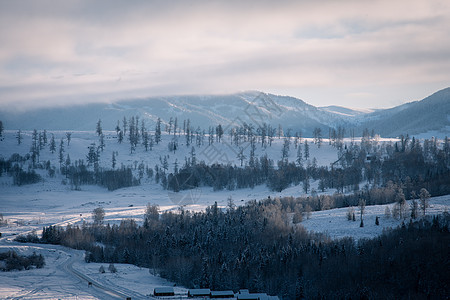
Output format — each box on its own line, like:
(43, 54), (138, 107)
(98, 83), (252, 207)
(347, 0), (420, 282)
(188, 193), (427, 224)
(65, 132), (72, 146)
(16, 129), (22, 145)
(313, 127), (322, 148)
(304, 140), (310, 161)
(122, 117), (128, 135)
(419, 188), (430, 216)
(92, 207), (105, 225)
(282, 139), (290, 161)
(303, 173), (310, 194)
(144, 203), (159, 228)
(237, 147), (246, 167)
(41, 129), (47, 145)
(96, 119), (102, 136)
(49, 134), (56, 154)
(108, 263), (117, 273)
(112, 151), (117, 169)
(155, 118), (162, 144)
(99, 134), (105, 152)
(58, 139), (64, 167)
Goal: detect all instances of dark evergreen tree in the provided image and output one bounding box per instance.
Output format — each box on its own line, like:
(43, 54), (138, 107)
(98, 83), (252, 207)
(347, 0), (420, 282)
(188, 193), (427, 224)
(96, 119), (102, 136)
(58, 139), (64, 167)
(43, 129), (48, 145)
(16, 130), (22, 145)
(49, 134), (56, 154)
(155, 118), (162, 144)
(65, 132), (72, 146)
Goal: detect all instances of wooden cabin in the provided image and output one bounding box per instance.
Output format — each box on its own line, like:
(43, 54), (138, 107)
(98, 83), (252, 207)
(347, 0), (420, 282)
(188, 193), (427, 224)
(210, 290), (235, 298)
(188, 288), (211, 297)
(153, 287), (175, 297)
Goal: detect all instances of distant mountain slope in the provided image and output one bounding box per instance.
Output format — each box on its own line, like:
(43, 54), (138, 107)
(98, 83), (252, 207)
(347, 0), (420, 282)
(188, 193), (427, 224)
(0, 91), (346, 136)
(320, 106), (376, 117)
(0, 88), (448, 137)
(356, 87), (450, 137)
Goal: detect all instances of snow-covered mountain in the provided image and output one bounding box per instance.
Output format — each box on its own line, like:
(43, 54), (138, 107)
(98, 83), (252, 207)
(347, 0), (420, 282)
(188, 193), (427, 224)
(354, 87), (450, 137)
(1, 88), (449, 137)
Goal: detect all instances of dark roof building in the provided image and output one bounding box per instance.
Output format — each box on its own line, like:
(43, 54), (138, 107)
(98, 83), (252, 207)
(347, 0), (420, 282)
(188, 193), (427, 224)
(210, 290), (235, 298)
(188, 288), (211, 297)
(153, 287), (175, 296)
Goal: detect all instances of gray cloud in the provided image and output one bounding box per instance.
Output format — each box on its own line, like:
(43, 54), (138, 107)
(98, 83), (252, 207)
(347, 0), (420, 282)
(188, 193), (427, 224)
(0, 0), (449, 111)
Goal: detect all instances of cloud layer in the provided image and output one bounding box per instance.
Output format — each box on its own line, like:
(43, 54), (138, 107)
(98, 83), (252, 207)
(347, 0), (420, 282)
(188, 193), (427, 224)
(1, 0), (449, 111)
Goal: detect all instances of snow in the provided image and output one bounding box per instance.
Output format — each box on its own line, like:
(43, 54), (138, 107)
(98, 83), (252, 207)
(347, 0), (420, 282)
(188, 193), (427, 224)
(0, 130), (449, 298)
(301, 195), (450, 240)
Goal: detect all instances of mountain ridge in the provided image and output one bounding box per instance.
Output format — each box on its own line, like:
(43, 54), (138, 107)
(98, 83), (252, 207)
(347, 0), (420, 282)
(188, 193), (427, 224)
(0, 88), (449, 138)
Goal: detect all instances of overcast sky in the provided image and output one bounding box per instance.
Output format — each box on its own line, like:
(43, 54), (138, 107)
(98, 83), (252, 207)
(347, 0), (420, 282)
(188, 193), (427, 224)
(1, 0), (449, 111)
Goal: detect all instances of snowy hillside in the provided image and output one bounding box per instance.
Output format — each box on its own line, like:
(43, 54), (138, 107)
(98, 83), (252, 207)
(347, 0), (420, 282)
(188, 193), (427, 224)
(355, 87), (450, 137)
(1, 88), (449, 138)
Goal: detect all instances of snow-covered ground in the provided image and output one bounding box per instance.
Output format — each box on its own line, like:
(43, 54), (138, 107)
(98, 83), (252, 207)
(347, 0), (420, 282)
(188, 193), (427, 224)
(0, 130), (449, 299)
(0, 241), (184, 299)
(301, 195), (449, 240)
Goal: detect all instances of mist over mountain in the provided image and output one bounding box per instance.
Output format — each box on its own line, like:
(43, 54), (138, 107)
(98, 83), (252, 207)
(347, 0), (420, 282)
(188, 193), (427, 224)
(1, 88), (448, 138)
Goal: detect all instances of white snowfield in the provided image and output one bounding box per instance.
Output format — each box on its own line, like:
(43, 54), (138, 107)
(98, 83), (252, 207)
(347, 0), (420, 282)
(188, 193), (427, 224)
(0, 130), (449, 299)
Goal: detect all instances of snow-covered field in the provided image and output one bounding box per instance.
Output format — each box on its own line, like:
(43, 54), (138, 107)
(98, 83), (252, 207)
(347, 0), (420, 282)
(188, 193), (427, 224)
(0, 130), (449, 299)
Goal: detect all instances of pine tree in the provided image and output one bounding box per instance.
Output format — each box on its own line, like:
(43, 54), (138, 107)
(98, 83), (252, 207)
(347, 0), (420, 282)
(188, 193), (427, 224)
(173, 117), (178, 136)
(31, 129), (40, 165)
(304, 140), (309, 161)
(43, 129), (48, 145)
(296, 144), (302, 166)
(419, 188), (430, 216)
(155, 118), (162, 144)
(99, 134), (105, 152)
(232, 146), (243, 166)
(313, 127), (322, 148)
(118, 130), (123, 144)
(282, 139), (290, 161)
(303, 173), (310, 194)
(65, 132), (72, 146)
(0, 120), (3, 138)
(49, 134), (56, 154)
(190, 147), (196, 166)
(359, 199), (366, 227)
(96, 119), (102, 136)
(122, 117), (128, 136)
(16, 130), (22, 145)
(112, 151), (117, 169)
(115, 121), (121, 136)
(143, 131), (149, 151)
(58, 139), (65, 167)
(38, 132), (43, 150)
(65, 154), (71, 178)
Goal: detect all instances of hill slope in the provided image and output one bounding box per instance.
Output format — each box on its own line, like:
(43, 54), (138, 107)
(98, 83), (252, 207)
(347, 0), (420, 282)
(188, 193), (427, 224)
(0, 88), (449, 137)
(356, 87), (450, 137)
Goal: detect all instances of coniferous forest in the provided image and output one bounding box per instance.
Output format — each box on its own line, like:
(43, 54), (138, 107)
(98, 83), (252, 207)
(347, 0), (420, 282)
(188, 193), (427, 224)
(21, 202), (449, 299)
